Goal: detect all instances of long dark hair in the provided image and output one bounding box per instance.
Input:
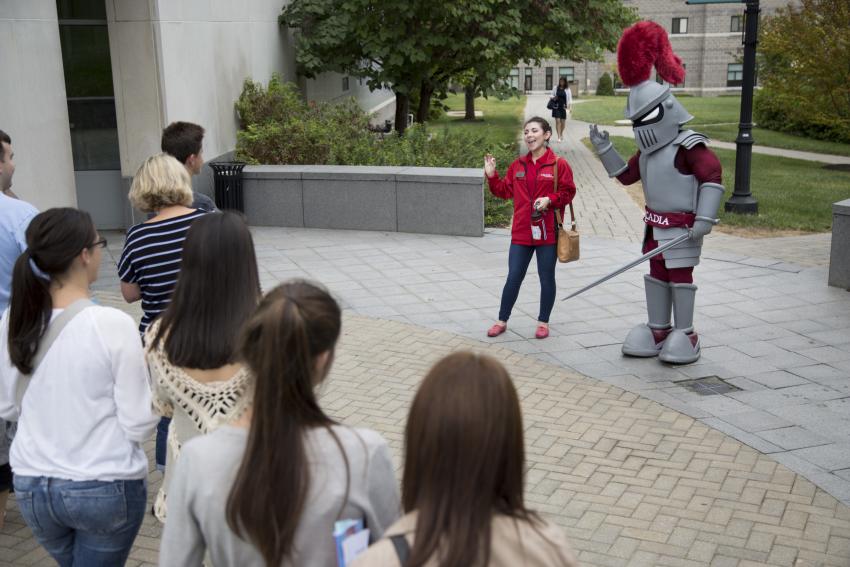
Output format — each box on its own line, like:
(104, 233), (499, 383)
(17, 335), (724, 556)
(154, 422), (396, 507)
(8, 208), (97, 374)
(150, 212), (260, 368)
(226, 280), (345, 566)
(558, 77), (568, 90)
(402, 352), (538, 567)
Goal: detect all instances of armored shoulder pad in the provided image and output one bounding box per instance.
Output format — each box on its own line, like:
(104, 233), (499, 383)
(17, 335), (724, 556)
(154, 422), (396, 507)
(674, 130), (709, 149)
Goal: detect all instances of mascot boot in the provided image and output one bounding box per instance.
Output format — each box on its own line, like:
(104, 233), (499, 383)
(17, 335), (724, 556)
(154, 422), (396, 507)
(623, 275), (672, 357)
(659, 282), (700, 364)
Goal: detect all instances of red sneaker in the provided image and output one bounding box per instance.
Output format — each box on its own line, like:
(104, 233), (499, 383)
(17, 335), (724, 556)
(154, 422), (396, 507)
(487, 323), (507, 337)
(535, 324), (549, 339)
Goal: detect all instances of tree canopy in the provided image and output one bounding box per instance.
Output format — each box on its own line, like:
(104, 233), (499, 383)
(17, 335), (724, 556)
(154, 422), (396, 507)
(754, 0), (850, 142)
(280, 0), (635, 132)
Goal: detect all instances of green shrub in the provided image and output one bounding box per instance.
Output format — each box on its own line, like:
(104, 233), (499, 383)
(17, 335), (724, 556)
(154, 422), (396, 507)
(596, 73), (615, 96)
(755, 89), (850, 144)
(753, 0), (850, 144)
(235, 75), (516, 169)
(235, 75), (520, 226)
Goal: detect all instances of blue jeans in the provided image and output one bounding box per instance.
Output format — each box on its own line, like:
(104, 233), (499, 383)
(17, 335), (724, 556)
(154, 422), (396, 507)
(498, 243), (557, 323)
(156, 416), (171, 471)
(14, 476), (146, 567)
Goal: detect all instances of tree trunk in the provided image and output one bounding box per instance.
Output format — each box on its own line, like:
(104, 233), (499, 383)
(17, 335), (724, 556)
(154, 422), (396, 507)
(415, 83), (433, 123)
(394, 91), (409, 135)
(464, 86), (476, 120)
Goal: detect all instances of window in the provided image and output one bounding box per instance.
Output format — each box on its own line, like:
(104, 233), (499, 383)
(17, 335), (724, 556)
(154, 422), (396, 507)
(727, 63), (744, 87)
(342, 76), (350, 91)
(508, 68), (519, 90)
(730, 15), (744, 32)
(545, 67), (553, 91)
(672, 17), (688, 34)
(524, 67), (533, 91)
(558, 67), (575, 84)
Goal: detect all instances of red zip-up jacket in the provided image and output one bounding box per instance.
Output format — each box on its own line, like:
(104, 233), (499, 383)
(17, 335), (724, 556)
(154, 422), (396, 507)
(486, 148), (577, 246)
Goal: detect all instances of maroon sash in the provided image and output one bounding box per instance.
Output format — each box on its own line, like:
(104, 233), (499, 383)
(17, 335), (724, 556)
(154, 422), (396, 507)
(643, 207), (695, 229)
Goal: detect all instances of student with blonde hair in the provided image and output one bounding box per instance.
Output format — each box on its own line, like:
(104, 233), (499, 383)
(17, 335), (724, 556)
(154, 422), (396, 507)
(119, 153), (208, 472)
(354, 352), (577, 567)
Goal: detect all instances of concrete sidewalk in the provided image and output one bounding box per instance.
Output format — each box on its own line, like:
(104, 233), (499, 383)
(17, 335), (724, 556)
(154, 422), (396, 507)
(94, 214), (850, 510)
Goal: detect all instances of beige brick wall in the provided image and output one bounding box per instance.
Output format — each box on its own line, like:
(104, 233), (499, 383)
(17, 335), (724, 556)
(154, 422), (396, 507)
(518, 0), (797, 96)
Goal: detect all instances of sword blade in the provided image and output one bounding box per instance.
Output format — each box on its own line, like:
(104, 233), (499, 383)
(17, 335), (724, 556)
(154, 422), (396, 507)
(561, 233), (692, 301)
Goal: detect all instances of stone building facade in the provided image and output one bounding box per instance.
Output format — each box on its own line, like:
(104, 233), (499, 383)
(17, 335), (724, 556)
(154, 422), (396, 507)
(514, 0), (796, 96)
(0, 0), (394, 228)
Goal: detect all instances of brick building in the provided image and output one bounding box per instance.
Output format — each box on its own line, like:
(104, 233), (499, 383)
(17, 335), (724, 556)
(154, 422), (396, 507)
(512, 0), (796, 96)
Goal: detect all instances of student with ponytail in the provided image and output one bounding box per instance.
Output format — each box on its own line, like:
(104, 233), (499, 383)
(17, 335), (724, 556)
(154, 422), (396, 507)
(0, 208), (158, 566)
(160, 280), (400, 567)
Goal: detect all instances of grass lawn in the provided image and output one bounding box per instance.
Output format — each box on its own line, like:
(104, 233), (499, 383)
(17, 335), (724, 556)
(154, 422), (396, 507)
(572, 95), (741, 126)
(573, 95), (850, 157)
(430, 93), (525, 226)
(698, 124), (850, 158)
(432, 93), (525, 146)
(603, 136), (850, 232)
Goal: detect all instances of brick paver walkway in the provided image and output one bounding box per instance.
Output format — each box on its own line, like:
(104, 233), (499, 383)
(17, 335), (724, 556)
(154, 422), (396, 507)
(3, 296), (849, 566)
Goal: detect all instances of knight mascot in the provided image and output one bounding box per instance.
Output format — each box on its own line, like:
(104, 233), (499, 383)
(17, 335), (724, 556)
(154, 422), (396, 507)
(589, 21), (725, 364)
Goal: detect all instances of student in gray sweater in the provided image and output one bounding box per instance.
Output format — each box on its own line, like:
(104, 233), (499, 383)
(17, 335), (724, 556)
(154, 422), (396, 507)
(160, 281), (400, 566)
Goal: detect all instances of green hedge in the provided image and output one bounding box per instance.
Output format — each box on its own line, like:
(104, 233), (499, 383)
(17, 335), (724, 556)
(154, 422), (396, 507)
(754, 90), (850, 145)
(596, 73), (615, 96)
(234, 75), (518, 226)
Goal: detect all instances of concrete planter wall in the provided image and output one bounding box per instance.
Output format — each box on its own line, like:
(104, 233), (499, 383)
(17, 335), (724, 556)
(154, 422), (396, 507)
(242, 165), (484, 237)
(828, 198), (850, 290)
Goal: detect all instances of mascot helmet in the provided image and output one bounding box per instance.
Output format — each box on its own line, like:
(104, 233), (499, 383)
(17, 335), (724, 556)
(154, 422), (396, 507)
(618, 21), (693, 154)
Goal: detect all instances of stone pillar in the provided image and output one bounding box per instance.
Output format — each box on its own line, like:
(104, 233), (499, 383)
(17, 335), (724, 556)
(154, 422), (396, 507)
(828, 199), (850, 290)
(0, 0), (76, 210)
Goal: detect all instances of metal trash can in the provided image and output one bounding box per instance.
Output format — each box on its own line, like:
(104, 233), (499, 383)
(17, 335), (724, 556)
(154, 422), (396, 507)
(209, 161), (246, 212)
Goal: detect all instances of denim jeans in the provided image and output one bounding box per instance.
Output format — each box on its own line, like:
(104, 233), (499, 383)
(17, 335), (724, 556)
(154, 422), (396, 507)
(498, 243), (557, 323)
(156, 416), (171, 471)
(14, 476), (146, 567)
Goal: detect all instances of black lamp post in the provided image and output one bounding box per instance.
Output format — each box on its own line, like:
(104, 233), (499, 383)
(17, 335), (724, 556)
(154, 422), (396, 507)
(687, 0), (759, 215)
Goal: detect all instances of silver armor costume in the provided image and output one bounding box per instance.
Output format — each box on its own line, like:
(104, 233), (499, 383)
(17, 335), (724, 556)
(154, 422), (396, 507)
(589, 24), (725, 365)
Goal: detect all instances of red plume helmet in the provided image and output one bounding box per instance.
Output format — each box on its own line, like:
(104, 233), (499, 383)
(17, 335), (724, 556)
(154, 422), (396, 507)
(617, 21), (686, 87)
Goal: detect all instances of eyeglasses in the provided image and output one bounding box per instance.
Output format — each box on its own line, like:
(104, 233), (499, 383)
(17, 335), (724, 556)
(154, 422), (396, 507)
(89, 238), (108, 249)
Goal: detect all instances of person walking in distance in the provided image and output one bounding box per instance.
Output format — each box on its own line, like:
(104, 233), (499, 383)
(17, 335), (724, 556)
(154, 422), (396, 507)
(484, 117), (576, 340)
(549, 78), (572, 143)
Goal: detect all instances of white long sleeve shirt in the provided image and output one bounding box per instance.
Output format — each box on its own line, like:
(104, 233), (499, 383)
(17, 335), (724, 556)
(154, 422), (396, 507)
(0, 306), (158, 481)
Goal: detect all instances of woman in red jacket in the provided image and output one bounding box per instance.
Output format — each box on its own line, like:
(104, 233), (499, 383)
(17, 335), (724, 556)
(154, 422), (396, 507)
(484, 117), (576, 339)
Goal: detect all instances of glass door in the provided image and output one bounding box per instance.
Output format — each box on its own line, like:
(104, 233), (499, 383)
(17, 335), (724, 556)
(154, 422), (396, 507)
(57, 0), (124, 228)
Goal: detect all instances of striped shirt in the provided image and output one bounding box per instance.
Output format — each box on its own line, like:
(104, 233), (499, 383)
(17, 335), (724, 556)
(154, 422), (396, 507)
(118, 209), (207, 334)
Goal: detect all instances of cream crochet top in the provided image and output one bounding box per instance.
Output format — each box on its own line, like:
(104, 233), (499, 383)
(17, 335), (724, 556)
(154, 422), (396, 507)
(145, 320), (252, 523)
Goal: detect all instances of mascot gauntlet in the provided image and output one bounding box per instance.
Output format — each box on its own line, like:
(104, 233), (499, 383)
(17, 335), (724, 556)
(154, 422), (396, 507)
(691, 182), (724, 240)
(589, 125), (628, 177)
